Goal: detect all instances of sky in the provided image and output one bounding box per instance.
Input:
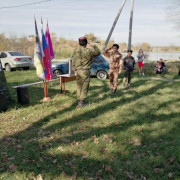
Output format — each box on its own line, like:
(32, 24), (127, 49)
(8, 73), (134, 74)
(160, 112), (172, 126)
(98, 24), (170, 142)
(0, 0), (179, 46)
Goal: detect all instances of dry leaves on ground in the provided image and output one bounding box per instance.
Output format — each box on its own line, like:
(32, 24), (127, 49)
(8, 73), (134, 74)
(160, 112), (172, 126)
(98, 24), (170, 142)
(125, 171), (134, 179)
(105, 166), (114, 174)
(168, 172), (174, 179)
(36, 174), (43, 180)
(129, 137), (143, 146)
(103, 134), (113, 143)
(8, 163), (17, 173)
(70, 172), (77, 180)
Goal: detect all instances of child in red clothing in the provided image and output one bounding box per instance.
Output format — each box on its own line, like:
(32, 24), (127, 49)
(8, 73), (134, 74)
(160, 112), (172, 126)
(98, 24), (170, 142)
(137, 49), (145, 76)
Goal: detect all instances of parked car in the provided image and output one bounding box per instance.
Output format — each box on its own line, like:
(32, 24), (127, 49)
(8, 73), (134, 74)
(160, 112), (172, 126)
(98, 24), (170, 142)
(0, 51), (33, 71)
(52, 54), (109, 79)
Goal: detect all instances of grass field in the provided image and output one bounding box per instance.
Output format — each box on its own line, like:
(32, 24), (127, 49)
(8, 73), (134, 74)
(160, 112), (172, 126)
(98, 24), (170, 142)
(0, 69), (180, 180)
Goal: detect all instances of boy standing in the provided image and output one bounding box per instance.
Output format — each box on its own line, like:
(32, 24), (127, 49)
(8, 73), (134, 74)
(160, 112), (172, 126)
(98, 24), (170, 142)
(104, 44), (123, 93)
(123, 49), (135, 87)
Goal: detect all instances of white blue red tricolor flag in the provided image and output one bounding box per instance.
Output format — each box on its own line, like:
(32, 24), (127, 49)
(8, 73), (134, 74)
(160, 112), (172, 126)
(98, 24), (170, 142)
(41, 19), (51, 80)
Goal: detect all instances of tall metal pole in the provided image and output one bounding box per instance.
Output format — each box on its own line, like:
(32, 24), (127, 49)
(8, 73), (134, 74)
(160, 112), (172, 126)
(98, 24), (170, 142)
(101, 0), (127, 54)
(128, 0), (134, 50)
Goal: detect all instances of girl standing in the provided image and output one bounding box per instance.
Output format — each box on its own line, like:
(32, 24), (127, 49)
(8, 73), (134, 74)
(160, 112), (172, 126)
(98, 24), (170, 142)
(137, 49), (145, 75)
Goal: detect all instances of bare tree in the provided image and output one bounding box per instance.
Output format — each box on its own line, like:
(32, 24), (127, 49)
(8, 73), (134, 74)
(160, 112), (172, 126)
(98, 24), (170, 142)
(85, 33), (98, 43)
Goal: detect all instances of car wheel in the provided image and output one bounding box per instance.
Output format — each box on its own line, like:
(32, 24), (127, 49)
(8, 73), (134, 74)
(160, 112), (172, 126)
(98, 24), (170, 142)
(97, 70), (108, 80)
(5, 64), (12, 72)
(53, 69), (63, 78)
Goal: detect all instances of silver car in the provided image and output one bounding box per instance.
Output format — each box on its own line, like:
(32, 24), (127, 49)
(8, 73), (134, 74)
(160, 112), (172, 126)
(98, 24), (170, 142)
(0, 51), (33, 71)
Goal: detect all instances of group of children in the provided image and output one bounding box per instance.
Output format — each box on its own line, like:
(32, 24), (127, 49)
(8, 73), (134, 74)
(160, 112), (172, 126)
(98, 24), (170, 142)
(104, 45), (135, 93)
(104, 45), (166, 93)
(137, 49), (166, 75)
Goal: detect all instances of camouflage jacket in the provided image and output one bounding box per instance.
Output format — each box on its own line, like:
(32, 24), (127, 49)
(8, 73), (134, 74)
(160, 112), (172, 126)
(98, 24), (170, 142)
(72, 45), (100, 71)
(104, 48), (123, 71)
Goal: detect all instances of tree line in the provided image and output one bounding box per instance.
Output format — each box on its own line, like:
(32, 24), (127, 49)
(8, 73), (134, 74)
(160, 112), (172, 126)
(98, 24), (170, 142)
(0, 33), (179, 59)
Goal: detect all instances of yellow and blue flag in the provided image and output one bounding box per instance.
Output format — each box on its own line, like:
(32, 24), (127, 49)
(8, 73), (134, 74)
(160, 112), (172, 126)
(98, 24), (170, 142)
(34, 18), (45, 80)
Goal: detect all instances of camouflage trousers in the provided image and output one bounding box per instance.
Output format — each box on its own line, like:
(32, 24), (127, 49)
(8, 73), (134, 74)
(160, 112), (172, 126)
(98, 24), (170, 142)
(76, 69), (90, 101)
(123, 70), (132, 84)
(109, 69), (119, 89)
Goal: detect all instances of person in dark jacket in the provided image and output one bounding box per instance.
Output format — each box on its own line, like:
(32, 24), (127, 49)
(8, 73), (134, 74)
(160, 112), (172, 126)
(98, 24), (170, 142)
(123, 49), (135, 87)
(155, 58), (166, 75)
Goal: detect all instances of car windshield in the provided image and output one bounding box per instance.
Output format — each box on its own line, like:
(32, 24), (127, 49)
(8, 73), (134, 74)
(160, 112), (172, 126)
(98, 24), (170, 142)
(9, 52), (26, 56)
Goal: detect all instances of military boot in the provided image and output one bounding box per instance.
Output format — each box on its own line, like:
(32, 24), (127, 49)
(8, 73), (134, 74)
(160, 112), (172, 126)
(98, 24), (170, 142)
(79, 100), (88, 108)
(76, 100), (81, 108)
(113, 88), (117, 93)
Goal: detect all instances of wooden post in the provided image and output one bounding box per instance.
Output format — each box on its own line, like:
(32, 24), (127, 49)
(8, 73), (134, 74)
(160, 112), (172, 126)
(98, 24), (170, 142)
(101, 0), (127, 54)
(46, 81), (49, 97)
(42, 79), (50, 102)
(128, 0), (134, 50)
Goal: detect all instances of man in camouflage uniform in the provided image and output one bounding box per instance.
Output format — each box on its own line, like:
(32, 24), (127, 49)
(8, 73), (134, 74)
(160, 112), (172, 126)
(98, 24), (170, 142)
(104, 44), (123, 93)
(72, 37), (100, 107)
(123, 49), (135, 87)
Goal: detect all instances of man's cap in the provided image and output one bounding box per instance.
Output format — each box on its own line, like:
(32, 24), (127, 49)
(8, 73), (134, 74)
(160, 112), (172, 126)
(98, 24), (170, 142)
(79, 36), (88, 46)
(79, 36), (87, 40)
(127, 49), (133, 53)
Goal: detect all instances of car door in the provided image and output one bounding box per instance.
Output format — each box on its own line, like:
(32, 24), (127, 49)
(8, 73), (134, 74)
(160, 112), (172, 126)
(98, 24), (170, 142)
(0, 52), (8, 68)
(90, 57), (99, 76)
(91, 55), (109, 76)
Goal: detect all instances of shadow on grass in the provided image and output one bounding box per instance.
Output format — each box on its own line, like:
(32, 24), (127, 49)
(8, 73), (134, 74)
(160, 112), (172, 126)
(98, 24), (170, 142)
(0, 77), (180, 179)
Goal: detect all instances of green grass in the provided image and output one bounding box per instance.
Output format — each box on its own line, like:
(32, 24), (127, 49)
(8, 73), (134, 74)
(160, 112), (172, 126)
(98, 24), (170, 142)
(0, 69), (180, 180)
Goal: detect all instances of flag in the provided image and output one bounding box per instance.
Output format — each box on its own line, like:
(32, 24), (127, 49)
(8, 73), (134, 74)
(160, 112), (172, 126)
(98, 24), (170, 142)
(45, 21), (54, 60)
(41, 19), (51, 80)
(34, 18), (45, 80)
(45, 21), (54, 79)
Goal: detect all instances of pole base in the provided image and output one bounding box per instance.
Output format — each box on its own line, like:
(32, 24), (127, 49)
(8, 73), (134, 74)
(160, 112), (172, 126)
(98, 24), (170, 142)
(42, 97), (51, 102)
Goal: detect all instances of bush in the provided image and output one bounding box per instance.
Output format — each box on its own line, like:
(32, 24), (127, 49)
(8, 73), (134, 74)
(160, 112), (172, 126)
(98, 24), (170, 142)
(55, 47), (74, 59)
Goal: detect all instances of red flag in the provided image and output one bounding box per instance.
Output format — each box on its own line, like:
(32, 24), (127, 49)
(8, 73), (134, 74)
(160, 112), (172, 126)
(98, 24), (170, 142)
(45, 21), (54, 79)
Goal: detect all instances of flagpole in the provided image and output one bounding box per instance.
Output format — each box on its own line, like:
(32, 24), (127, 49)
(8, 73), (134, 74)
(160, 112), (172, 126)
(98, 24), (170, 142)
(128, 0), (134, 50)
(46, 80), (49, 97)
(101, 0), (127, 54)
(43, 80), (46, 97)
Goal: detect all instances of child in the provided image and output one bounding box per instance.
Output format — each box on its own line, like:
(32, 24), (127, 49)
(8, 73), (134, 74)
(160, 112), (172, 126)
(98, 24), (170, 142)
(137, 49), (145, 75)
(155, 59), (166, 74)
